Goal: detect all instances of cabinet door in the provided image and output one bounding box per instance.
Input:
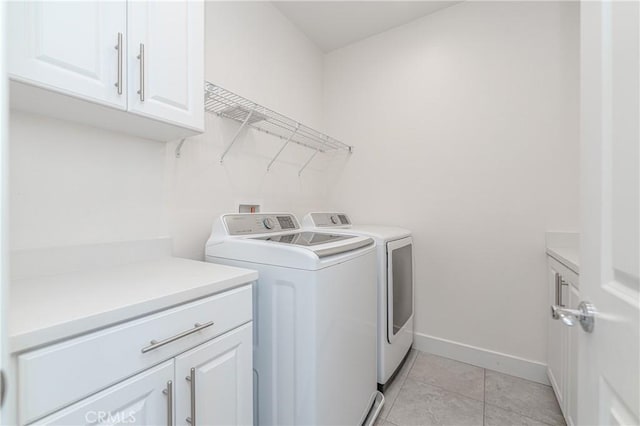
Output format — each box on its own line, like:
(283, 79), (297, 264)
(127, 0), (204, 131)
(546, 263), (565, 409)
(34, 361), (174, 426)
(175, 323), (253, 426)
(7, 1), (127, 109)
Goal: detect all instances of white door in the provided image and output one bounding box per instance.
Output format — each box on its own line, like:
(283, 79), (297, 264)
(175, 323), (253, 426)
(0, 0), (9, 420)
(7, 1), (127, 109)
(127, 0), (204, 131)
(35, 361), (174, 425)
(578, 1), (639, 424)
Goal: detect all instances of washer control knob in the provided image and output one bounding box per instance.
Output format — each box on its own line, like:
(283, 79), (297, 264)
(263, 218), (275, 230)
(330, 215), (340, 224)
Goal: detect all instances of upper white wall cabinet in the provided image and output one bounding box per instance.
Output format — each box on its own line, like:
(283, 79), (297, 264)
(127, 1), (203, 131)
(7, 0), (204, 141)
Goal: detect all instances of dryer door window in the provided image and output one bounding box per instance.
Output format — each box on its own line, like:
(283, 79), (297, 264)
(387, 237), (414, 343)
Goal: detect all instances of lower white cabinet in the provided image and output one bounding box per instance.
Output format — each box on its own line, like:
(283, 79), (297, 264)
(17, 285), (253, 426)
(175, 324), (253, 426)
(546, 256), (579, 426)
(35, 361), (174, 426)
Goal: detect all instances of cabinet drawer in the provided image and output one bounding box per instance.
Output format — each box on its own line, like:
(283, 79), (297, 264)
(19, 285), (252, 424)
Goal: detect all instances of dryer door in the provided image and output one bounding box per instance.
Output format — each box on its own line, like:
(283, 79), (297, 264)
(387, 237), (414, 343)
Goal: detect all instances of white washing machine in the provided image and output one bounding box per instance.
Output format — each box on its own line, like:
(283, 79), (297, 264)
(206, 213), (384, 426)
(302, 213), (414, 391)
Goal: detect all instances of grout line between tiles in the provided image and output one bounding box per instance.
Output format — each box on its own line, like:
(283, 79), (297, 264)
(382, 352), (417, 422)
(385, 372), (409, 420)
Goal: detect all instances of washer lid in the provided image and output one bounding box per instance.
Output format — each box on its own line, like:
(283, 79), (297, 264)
(255, 232), (350, 246)
(253, 232), (373, 258)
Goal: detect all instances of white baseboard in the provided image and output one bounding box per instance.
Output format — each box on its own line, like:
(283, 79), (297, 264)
(413, 332), (550, 385)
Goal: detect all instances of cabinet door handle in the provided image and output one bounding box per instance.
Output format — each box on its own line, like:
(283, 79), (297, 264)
(137, 43), (145, 101)
(186, 368), (196, 425)
(163, 380), (173, 426)
(141, 321), (214, 353)
(114, 32), (123, 94)
(559, 277), (568, 307)
(552, 273), (561, 319)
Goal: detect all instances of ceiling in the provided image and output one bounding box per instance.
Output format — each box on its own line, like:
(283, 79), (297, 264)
(272, 1), (462, 53)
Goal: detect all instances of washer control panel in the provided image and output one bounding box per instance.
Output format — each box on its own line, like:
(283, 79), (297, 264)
(306, 212), (351, 228)
(224, 213), (300, 235)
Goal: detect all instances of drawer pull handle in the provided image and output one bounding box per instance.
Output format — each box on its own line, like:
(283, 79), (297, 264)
(141, 321), (214, 353)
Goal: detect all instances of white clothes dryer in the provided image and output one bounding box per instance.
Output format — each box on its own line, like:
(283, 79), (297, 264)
(302, 213), (414, 391)
(206, 213), (384, 426)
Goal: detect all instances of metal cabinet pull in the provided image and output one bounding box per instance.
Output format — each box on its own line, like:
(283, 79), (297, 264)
(186, 368), (196, 425)
(114, 32), (123, 94)
(559, 277), (568, 307)
(552, 273), (561, 319)
(140, 321), (214, 353)
(137, 43), (145, 101)
(163, 380), (173, 426)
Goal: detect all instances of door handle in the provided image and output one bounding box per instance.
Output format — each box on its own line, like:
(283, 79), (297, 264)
(551, 301), (596, 333)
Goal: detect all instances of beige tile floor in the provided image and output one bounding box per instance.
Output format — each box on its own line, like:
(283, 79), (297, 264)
(376, 350), (565, 426)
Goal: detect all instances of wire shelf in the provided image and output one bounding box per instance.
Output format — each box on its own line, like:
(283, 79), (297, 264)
(204, 82), (352, 155)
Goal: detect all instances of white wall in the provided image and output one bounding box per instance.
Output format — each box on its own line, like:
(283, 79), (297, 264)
(166, 1), (332, 260)
(9, 112), (168, 251)
(323, 1), (580, 364)
(9, 2), (332, 262)
(8, 1), (580, 370)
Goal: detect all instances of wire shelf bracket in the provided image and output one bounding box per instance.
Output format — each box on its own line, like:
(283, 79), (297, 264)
(204, 82), (352, 174)
(175, 138), (187, 158)
(267, 124), (299, 172)
(298, 149), (319, 176)
(220, 108), (256, 163)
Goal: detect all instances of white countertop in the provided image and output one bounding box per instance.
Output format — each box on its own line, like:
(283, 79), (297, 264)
(10, 257), (258, 353)
(546, 247), (579, 274)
